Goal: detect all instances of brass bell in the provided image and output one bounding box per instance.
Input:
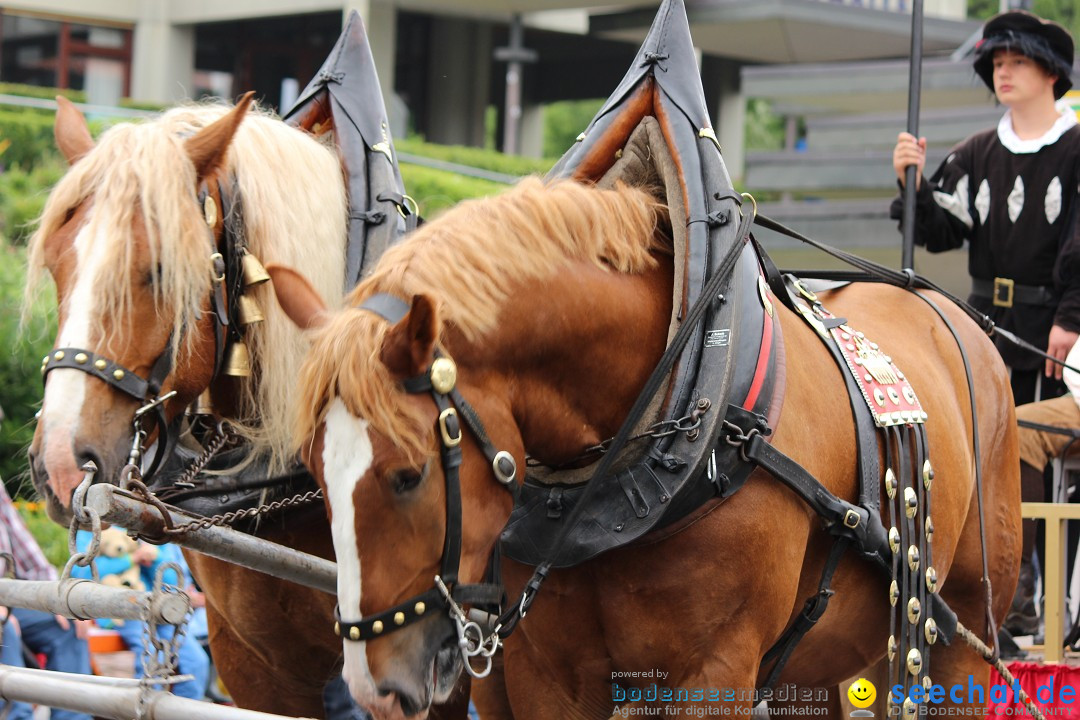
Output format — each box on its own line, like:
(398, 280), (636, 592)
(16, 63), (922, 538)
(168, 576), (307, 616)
(193, 389), (215, 416)
(237, 295), (265, 325)
(241, 252), (271, 287)
(224, 341), (251, 377)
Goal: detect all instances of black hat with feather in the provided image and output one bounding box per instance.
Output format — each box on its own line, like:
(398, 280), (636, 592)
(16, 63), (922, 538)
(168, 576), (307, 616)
(973, 11), (1074, 100)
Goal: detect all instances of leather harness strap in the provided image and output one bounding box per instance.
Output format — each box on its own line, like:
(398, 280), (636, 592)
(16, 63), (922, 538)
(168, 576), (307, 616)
(333, 294), (509, 652)
(40, 177), (241, 483)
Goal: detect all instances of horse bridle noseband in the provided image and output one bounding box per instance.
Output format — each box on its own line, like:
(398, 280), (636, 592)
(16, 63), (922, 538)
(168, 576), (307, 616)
(332, 293), (517, 679)
(40, 180), (241, 482)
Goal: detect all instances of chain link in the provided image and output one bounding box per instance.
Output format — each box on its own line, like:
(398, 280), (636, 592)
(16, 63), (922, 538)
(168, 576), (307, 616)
(172, 420), (234, 489)
(137, 562), (191, 719)
(529, 400), (711, 468)
(163, 488), (325, 535)
(62, 468), (102, 582)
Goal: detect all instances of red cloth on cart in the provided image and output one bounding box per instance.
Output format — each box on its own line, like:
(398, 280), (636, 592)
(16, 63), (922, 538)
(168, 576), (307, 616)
(987, 662), (1080, 718)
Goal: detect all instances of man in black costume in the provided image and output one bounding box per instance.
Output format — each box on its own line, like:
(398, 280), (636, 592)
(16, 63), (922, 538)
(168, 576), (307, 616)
(891, 10), (1080, 641)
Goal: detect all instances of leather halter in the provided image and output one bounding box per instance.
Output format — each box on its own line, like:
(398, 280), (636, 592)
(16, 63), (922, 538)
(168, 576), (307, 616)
(333, 294), (514, 656)
(40, 179), (241, 481)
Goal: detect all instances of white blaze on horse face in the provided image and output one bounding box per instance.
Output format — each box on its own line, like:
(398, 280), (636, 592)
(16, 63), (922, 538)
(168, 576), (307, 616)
(323, 399), (380, 703)
(41, 220), (107, 499)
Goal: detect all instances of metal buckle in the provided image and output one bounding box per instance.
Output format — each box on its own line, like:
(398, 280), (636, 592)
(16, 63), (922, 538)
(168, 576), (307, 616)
(992, 277), (1014, 308)
(843, 509), (861, 529)
(439, 408), (462, 447)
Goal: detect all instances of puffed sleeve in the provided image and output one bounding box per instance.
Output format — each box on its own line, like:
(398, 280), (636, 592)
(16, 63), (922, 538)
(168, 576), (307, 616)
(1054, 200), (1080, 333)
(890, 142), (974, 252)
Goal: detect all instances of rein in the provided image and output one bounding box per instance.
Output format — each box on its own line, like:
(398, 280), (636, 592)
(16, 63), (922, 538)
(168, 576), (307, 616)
(332, 294), (515, 679)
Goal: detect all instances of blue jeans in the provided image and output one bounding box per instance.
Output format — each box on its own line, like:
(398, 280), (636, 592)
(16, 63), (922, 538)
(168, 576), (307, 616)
(113, 620), (209, 700)
(3, 609), (93, 720)
(323, 674), (373, 720)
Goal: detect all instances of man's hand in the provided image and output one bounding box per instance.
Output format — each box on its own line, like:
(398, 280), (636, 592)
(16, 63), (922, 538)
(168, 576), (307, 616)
(893, 132), (926, 190)
(1046, 324), (1079, 380)
(53, 615), (92, 639)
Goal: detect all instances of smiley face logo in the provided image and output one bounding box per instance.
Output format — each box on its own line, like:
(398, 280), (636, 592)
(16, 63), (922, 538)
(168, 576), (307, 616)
(847, 677), (877, 709)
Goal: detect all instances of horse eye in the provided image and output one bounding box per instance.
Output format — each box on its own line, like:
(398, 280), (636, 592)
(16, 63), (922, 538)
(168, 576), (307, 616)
(144, 264), (163, 287)
(391, 463), (428, 494)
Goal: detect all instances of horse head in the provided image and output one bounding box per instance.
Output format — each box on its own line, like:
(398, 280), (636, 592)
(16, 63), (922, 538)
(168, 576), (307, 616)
(271, 179), (672, 719)
(27, 94), (346, 521)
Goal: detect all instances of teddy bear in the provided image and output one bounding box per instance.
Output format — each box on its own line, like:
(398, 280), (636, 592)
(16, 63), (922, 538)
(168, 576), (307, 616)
(95, 527), (157, 594)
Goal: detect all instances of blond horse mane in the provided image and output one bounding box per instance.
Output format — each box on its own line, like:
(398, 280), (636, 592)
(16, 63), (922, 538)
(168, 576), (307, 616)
(25, 101), (347, 474)
(296, 178), (668, 466)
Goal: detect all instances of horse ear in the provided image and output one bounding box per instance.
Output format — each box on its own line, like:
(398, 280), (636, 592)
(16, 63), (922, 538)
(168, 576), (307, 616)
(381, 295), (439, 379)
(54, 96), (94, 165)
(265, 263), (329, 331)
(185, 91), (255, 183)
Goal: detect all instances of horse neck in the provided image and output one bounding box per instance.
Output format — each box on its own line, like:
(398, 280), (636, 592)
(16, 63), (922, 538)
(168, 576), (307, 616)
(453, 255), (673, 467)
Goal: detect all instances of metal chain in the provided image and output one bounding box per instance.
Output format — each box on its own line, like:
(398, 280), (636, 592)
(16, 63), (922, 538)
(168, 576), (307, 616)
(172, 420), (235, 489)
(163, 488), (325, 535)
(137, 562), (191, 718)
(528, 399), (711, 468)
(61, 468), (103, 582)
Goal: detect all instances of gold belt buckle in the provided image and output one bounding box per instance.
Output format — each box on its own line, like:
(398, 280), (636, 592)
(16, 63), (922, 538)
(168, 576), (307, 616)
(993, 277), (1014, 308)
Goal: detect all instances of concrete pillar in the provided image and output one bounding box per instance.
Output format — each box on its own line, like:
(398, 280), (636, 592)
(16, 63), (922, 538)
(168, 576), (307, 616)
(343, 0), (398, 131)
(131, 0), (195, 103)
(519, 103), (544, 158)
(425, 17), (491, 147)
(703, 56), (745, 183)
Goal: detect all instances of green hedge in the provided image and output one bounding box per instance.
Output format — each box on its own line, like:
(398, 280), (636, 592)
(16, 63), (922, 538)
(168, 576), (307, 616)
(399, 163), (512, 217)
(0, 83), (85, 105)
(0, 243), (56, 487)
(0, 160), (65, 245)
(397, 137), (553, 177)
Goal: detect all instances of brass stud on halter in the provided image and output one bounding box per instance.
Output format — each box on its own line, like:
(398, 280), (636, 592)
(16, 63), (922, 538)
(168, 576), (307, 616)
(94, 359), (107, 371)
(885, 468), (897, 499)
(924, 618), (938, 645)
(372, 621), (384, 634)
(925, 566), (938, 593)
(414, 602), (426, 616)
(393, 612), (405, 626)
(54, 351), (65, 361)
(113, 369), (125, 381)
(430, 357), (458, 395)
(907, 597), (921, 624)
(74, 352), (88, 364)
(203, 195), (217, 228)
(906, 648), (922, 676)
(349, 627), (360, 641)
(904, 487), (918, 518)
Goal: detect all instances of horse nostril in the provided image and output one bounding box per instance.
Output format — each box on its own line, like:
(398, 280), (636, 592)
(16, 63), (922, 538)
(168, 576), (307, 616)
(74, 447), (104, 478)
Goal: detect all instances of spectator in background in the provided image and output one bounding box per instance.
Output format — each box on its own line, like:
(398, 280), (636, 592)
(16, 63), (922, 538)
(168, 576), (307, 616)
(891, 10), (1080, 638)
(0, 481), (93, 720)
(71, 530), (210, 701)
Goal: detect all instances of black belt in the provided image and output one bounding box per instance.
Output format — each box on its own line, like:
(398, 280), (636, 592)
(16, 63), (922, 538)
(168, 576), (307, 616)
(971, 277), (1055, 308)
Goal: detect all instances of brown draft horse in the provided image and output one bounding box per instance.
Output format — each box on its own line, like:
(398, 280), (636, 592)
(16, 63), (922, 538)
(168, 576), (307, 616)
(269, 175), (1022, 720)
(24, 96), (378, 717)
